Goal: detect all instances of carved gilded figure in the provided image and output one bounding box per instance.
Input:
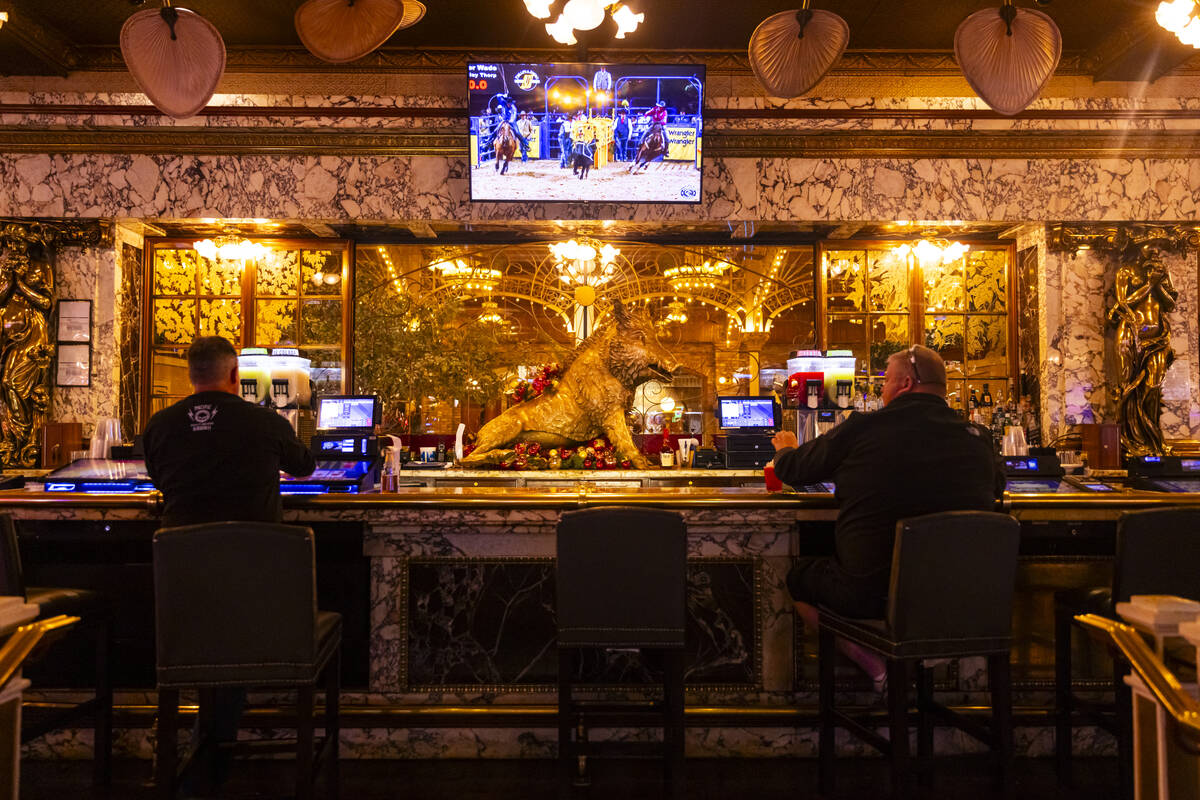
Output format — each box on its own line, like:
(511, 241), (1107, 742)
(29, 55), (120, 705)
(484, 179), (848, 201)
(1107, 243), (1178, 457)
(461, 300), (678, 469)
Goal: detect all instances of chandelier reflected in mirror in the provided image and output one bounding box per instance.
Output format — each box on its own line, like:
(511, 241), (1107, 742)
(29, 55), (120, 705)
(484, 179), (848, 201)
(663, 260), (733, 293)
(892, 239), (969, 268)
(549, 239), (621, 287)
(663, 300), (689, 325)
(428, 258), (501, 293)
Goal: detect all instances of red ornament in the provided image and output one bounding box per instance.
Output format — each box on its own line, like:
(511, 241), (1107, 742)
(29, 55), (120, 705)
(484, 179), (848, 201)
(583, 458), (594, 469)
(527, 442), (542, 456)
(620, 459), (632, 469)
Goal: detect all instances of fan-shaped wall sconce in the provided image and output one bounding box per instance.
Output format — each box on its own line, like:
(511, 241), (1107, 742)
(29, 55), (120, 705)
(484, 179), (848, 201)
(749, 1), (849, 98)
(295, 0), (425, 64)
(954, 0), (1062, 116)
(120, 2), (227, 119)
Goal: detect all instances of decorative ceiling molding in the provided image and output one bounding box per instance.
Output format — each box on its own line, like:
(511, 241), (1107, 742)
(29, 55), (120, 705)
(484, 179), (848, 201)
(1084, 17), (1196, 82)
(3, 126), (1200, 160)
(1046, 223), (1200, 253)
(64, 44), (1128, 77)
(0, 1), (79, 76)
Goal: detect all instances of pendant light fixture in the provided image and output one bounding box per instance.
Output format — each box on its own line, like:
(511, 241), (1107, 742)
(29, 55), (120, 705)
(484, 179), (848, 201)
(294, 0), (425, 64)
(120, 1), (226, 119)
(749, 1), (849, 98)
(954, 0), (1062, 116)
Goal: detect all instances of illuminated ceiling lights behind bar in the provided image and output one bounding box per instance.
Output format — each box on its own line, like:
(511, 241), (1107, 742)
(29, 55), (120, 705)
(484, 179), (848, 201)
(1157, 0), (1200, 45)
(428, 258), (501, 293)
(524, 0), (645, 45)
(192, 237), (268, 261)
(663, 260), (733, 293)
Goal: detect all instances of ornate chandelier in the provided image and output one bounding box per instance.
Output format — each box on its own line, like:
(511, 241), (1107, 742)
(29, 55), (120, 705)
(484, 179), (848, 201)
(1157, 0), (1200, 46)
(663, 260), (733, 293)
(525, 0), (645, 45)
(192, 237), (269, 261)
(549, 239), (620, 287)
(892, 239), (969, 268)
(663, 300), (689, 325)
(428, 258), (501, 293)
(477, 300), (506, 325)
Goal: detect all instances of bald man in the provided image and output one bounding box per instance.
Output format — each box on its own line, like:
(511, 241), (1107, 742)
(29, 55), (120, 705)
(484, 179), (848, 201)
(771, 344), (1003, 688)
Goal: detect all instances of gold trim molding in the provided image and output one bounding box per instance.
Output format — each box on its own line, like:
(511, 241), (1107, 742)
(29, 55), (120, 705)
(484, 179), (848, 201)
(4, 127), (1200, 160)
(1046, 223), (1200, 253)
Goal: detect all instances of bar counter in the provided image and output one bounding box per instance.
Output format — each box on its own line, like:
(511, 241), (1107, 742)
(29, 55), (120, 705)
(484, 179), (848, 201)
(6, 479), (1182, 759)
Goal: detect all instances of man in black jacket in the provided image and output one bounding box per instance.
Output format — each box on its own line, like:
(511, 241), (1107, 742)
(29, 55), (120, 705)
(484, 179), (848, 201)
(143, 336), (315, 795)
(771, 344), (1002, 687)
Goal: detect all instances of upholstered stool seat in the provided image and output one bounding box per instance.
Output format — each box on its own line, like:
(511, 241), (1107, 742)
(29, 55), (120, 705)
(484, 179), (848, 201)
(153, 522), (341, 800)
(556, 507), (687, 800)
(818, 510), (1020, 800)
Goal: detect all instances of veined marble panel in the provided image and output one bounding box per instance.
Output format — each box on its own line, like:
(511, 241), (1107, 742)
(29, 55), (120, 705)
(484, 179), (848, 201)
(9, 153), (1200, 223)
(1160, 251), (1200, 439)
(50, 243), (122, 439)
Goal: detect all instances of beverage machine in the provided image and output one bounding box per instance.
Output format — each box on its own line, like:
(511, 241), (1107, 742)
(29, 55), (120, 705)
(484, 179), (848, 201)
(781, 350), (857, 444)
(237, 347), (313, 438)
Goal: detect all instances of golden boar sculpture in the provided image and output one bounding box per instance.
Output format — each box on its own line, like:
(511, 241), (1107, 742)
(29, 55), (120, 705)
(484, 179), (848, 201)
(461, 299), (679, 469)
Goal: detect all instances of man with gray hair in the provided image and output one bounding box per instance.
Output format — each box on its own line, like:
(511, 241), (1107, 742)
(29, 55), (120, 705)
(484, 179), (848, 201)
(771, 344), (1003, 690)
(142, 336), (314, 795)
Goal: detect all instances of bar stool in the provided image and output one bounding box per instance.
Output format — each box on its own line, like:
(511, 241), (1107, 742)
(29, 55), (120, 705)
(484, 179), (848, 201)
(556, 507), (687, 799)
(1054, 507), (1200, 796)
(0, 513), (112, 786)
(153, 522), (341, 800)
(817, 510), (1020, 799)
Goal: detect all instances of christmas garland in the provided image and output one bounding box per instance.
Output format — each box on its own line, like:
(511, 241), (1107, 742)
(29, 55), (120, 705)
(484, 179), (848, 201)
(507, 362), (561, 404)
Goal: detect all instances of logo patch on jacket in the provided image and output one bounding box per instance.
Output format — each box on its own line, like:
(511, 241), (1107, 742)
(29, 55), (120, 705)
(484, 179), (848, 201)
(187, 404), (218, 432)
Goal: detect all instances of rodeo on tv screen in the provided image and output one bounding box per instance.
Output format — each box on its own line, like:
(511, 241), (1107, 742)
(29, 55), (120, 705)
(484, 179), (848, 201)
(468, 62), (704, 204)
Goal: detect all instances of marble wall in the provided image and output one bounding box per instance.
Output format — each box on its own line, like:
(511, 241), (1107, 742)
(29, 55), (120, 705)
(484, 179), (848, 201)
(50, 242), (121, 437)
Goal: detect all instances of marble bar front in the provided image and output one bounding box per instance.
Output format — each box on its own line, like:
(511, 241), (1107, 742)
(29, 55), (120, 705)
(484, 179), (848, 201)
(4, 483), (1179, 760)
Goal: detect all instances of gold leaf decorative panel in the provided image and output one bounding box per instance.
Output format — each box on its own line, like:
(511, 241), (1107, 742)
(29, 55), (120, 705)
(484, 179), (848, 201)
(869, 314), (908, 373)
(868, 251), (908, 312)
(967, 250), (1007, 312)
(153, 249), (197, 296)
(967, 315), (1008, 376)
(256, 249), (299, 295)
(824, 250), (864, 312)
(256, 298), (296, 345)
(200, 298), (242, 340)
(153, 299), (196, 344)
(925, 314), (965, 377)
(198, 256), (242, 296)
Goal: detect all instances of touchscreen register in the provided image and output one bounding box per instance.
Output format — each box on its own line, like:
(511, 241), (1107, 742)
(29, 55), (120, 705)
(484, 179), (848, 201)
(316, 396), (377, 431)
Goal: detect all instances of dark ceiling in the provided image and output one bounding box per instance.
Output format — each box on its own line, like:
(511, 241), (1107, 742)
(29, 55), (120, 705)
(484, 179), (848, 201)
(0, 0), (1185, 79)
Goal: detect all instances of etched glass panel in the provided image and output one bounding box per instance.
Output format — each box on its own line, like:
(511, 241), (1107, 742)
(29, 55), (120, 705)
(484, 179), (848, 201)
(256, 299), (297, 346)
(824, 250), (865, 312)
(153, 299), (195, 344)
(868, 250), (909, 311)
(200, 299), (242, 341)
(869, 314), (909, 375)
(301, 250), (342, 296)
(923, 259), (965, 313)
(198, 256), (242, 296)
(256, 249), (299, 296)
(967, 315), (1008, 376)
(153, 249), (196, 296)
(924, 315), (965, 378)
(967, 250), (1007, 312)
(300, 298), (342, 347)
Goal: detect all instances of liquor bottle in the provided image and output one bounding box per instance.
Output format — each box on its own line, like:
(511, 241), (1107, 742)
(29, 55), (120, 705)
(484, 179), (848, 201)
(970, 388), (979, 410)
(853, 382), (866, 413)
(981, 383), (993, 408)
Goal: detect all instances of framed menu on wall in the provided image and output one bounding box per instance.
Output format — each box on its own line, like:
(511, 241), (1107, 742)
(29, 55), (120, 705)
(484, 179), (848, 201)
(55, 299), (91, 386)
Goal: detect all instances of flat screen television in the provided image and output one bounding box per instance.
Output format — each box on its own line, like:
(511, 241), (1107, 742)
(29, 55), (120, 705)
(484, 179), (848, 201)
(468, 61), (704, 203)
(717, 396), (780, 432)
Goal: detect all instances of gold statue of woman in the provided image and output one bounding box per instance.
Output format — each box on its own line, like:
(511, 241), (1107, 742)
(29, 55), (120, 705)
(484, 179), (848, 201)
(1107, 243), (1178, 457)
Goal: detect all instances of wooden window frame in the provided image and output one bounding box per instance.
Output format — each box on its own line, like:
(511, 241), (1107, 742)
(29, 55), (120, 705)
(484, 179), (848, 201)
(139, 237), (355, 428)
(815, 239), (1019, 393)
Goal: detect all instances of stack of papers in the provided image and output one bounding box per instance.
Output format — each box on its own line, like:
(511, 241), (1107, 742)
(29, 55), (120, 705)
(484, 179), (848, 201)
(0, 596), (38, 632)
(1117, 595), (1200, 630)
